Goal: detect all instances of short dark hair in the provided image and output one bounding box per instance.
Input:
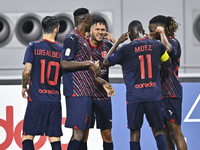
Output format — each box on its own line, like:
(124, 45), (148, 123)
(42, 16), (59, 33)
(91, 16), (107, 27)
(149, 15), (179, 37)
(128, 20), (143, 31)
(73, 8), (89, 17)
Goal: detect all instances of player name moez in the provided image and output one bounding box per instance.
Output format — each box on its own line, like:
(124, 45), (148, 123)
(34, 49), (61, 58)
(135, 45), (152, 53)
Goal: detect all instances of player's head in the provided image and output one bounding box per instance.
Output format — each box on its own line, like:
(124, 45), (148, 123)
(42, 16), (60, 34)
(73, 7), (92, 32)
(90, 16), (107, 42)
(149, 15), (179, 40)
(128, 20), (144, 41)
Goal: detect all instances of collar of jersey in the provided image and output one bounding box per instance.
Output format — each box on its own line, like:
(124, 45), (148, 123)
(133, 37), (146, 41)
(87, 37), (102, 48)
(42, 39), (58, 43)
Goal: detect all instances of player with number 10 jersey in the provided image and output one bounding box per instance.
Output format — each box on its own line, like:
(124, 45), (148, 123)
(23, 39), (62, 102)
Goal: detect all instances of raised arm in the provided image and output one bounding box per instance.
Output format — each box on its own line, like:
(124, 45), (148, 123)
(156, 26), (172, 53)
(103, 32), (129, 67)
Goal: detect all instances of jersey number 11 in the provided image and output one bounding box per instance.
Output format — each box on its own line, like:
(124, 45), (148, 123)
(139, 54), (152, 79)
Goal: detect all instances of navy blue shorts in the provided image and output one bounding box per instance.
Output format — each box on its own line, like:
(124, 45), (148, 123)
(161, 98), (182, 125)
(127, 101), (164, 130)
(90, 98), (112, 129)
(65, 96), (93, 130)
(22, 101), (62, 137)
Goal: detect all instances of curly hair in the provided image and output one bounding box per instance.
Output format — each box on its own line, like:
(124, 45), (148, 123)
(149, 15), (180, 37)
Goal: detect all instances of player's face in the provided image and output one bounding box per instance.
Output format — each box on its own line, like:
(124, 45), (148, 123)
(90, 23), (106, 42)
(148, 23), (160, 40)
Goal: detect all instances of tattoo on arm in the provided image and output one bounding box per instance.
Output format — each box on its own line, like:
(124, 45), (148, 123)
(22, 64), (32, 88)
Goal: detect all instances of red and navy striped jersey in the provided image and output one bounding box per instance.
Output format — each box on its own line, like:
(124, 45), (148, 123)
(61, 29), (95, 97)
(108, 38), (167, 103)
(160, 37), (182, 99)
(23, 39), (62, 102)
(87, 38), (113, 100)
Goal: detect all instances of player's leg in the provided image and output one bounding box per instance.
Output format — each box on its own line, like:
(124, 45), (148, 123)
(130, 129), (141, 150)
(167, 120), (187, 150)
(162, 98), (187, 150)
(127, 102), (144, 150)
(49, 137), (61, 150)
(145, 101), (167, 150)
(22, 101), (51, 150)
(163, 126), (175, 150)
(101, 129), (113, 150)
(93, 99), (113, 150)
(80, 129), (89, 150)
(22, 135), (35, 150)
(46, 102), (63, 150)
(65, 96), (93, 150)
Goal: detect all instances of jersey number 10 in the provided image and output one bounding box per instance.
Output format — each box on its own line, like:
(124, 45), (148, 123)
(40, 59), (60, 86)
(139, 54), (152, 79)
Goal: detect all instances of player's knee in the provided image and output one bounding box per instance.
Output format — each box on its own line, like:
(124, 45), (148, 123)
(73, 130), (87, 142)
(101, 129), (112, 142)
(22, 135), (34, 142)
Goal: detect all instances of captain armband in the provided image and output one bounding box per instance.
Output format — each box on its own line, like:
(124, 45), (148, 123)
(160, 51), (169, 62)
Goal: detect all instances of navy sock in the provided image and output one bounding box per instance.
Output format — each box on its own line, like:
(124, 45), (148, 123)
(51, 141), (61, 150)
(22, 139), (34, 150)
(80, 142), (87, 150)
(130, 141), (141, 150)
(103, 141), (113, 150)
(67, 139), (81, 150)
(155, 134), (168, 150)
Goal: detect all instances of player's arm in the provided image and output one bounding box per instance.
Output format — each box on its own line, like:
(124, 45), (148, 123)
(95, 77), (115, 97)
(160, 51), (172, 68)
(156, 26), (172, 53)
(61, 60), (100, 77)
(104, 32), (129, 67)
(22, 62), (32, 98)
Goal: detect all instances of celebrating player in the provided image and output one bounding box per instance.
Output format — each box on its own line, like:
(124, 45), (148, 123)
(149, 15), (187, 150)
(104, 20), (171, 150)
(80, 16), (115, 150)
(21, 16), (63, 150)
(60, 7), (102, 150)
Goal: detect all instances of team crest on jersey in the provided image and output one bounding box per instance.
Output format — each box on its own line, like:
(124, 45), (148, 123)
(101, 51), (107, 58)
(65, 48), (71, 56)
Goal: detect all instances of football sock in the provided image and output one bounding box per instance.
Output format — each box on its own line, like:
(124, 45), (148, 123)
(22, 139), (34, 150)
(80, 142), (87, 150)
(67, 139), (81, 150)
(103, 141), (113, 150)
(51, 141), (61, 150)
(130, 141), (141, 150)
(155, 134), (168, 150)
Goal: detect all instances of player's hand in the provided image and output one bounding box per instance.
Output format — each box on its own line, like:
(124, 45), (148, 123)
(104, 32), (116, 43)
(117, 32), (130, 44)
(90, 61), (101, 77)
(144, 33), (151, 39)
(156, 26), (165, 34)
(103, 82), (115, 97)
(85, 32), (90, 37)
(22, 87), (28, 99)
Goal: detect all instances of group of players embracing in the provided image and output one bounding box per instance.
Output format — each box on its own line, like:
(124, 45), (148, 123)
(21, 7), (187, 150)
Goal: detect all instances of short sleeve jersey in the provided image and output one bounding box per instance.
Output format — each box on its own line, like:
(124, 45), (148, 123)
(61, 29), (95, 97)
(87, 38), (113, 100)
(160, 37), (182, 99)
(108, 38), (167, 103)
(23, 39), (62, 102)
